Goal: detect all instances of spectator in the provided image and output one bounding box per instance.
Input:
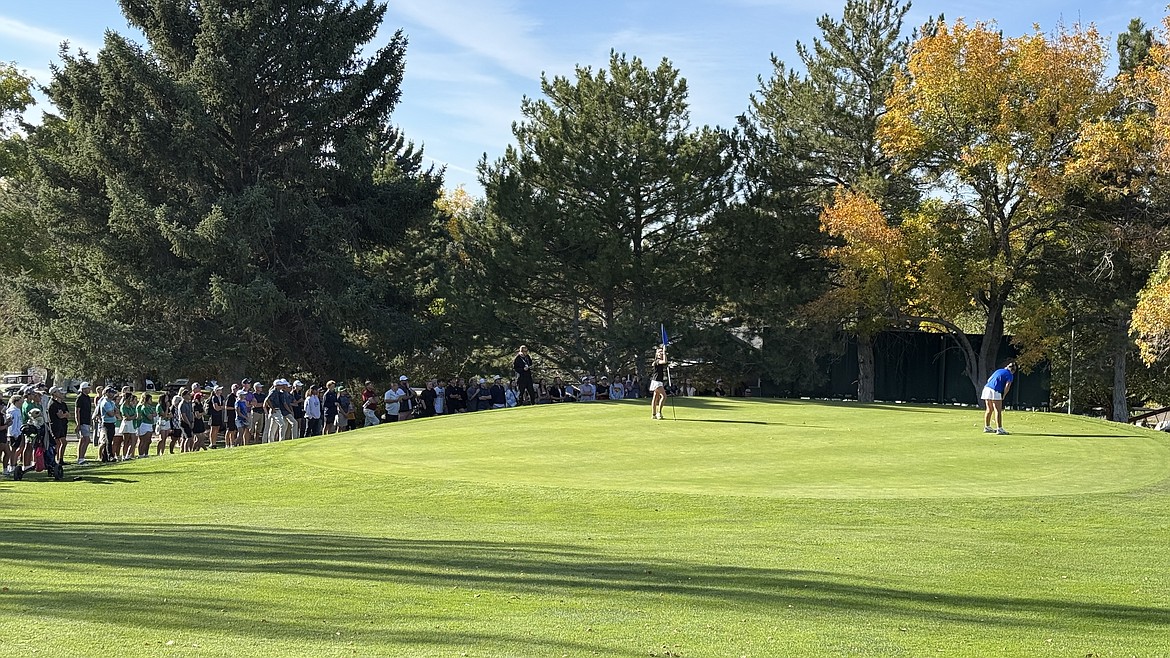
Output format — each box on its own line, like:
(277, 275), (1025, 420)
(548, 377), (564, 403)
(398, 376), (417, 421)
(563, 381), (579, 402)
(290, 381), (306, 438)
(224, 384), (238, 447)
(249, 382), (267, 444)
(116, 390), (138, 461)
(513, 345), (536, 405)
(627, 377), (641, 399)
(4, 394), (22, 477)
(714, 379), (726, 397)
(155, 393), (173, 455)
(596, 377), (610, 401)
(176, 388), (195, 453)
(337, 386), (353, 432)
(466, 378), (482, 413)
(264, 379), (288, 443)
(476, 378), (493, 411)
(383, 381), (402, 422)
(362, 388), (381, 426)
(304, 385), (322, 436)
(136, 392), (157, 457)
(610, 378), (624, 401)
(505, 381), (519, 408)
(75, 381), (94, 464)
(208, 387), (224, 449)
(489, 376), (507, 410)
(417, 380), (436, 418)
(434, 379), (447, 416)
(47, 387), (69, 464)
(579, 378), (596, 402)
(447, 378), (466, 413)
(360, 381), (377, 424)
(322, 381), (339, 434)
(234, 388), (252, 443)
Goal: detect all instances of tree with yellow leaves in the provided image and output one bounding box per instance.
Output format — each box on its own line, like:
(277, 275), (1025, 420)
(874, 19), (1114, 394)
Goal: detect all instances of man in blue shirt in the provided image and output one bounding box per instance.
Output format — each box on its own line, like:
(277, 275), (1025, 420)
(981, 362), (1016, 435)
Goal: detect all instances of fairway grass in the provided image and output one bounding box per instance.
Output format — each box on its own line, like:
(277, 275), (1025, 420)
(2, 399), (1170, 657)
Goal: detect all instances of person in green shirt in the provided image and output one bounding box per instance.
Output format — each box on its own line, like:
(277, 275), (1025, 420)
(117, 390), (139, 462)
(136, 394), (157, 458)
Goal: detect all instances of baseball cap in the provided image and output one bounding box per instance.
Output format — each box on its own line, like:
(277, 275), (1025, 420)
(478, 378), (486, 384)
(399, 375), (409, 381)
(293, 380), (303, 387)
(80, 381), (91, 390)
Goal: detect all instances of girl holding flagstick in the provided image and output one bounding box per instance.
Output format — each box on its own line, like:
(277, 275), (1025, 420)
(650, 345), (668, 420)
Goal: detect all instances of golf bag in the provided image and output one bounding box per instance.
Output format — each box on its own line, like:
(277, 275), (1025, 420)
(20, 422), (64, 481)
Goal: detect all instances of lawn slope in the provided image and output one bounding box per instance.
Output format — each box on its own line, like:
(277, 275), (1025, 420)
(2, 399), (1169, 657)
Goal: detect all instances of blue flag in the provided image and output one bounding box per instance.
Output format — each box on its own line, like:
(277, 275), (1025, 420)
(660, 324), (670, 347)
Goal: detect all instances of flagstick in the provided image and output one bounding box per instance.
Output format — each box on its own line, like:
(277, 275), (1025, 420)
(665, 348), (676, 421)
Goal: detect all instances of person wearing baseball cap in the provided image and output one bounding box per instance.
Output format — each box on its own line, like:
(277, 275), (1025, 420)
(75, 382), (94, 464)
(249, 382), (266, 444)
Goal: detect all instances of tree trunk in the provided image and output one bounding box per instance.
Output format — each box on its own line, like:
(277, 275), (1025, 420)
(857, 335), (875, 402)
(1112, 342), (1128, 423)
(975, 298), (1005, 396)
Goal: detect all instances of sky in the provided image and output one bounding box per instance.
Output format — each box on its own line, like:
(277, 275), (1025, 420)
(2, 0), (1167, 193)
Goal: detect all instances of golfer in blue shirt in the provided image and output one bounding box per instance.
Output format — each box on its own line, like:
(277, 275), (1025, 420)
(981, 362), (1015, 435)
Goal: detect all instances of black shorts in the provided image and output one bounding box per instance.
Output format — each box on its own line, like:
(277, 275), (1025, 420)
(193, 419), (206, 434)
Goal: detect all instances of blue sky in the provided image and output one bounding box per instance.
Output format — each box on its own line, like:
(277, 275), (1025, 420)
(2, 0), (1166, 192)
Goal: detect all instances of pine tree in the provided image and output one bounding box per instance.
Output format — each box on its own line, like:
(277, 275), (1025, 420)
(476, 53), (732, 378)
(23, 0), (440, 380)
(732, 0), (919, 400)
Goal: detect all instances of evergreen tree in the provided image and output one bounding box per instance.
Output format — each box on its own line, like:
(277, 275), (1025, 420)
(23, 0), (440, 380)
(477, 53), (732, 378)
(731, 0), (918, 399)
(1118, 18), (1154, 74)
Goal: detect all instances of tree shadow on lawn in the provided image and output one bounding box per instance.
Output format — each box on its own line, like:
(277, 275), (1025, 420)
(1, 521), (1167, 643)
(670, 419), (774, 426)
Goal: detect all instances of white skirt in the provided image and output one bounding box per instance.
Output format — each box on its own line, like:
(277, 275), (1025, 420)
(649, 380), (663, 391)
(118, 420), (138, 435)
(981, 386), (1003, 401)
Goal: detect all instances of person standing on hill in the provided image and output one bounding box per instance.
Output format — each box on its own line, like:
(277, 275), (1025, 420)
(982, 362), (1016, 435)
(513, 345), (536, 406)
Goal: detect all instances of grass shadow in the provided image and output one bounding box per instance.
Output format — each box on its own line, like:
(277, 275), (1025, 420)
(1, 520), (1167, 645)
(671, 418), (773, 426)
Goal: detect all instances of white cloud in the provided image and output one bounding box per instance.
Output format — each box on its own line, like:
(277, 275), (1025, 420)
(392, 0), (567, 79)
(0, 15), (96, 52)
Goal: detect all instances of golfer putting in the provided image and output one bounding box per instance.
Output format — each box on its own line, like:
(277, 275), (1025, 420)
(981, 362), (1015, 435)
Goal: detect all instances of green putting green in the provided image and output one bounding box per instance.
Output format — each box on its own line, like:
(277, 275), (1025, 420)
(288, 399), (1170, 498)
(2, 399), (1169, 657)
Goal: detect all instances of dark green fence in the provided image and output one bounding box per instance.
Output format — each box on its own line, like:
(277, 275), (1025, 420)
(766, 331), (1051, 408)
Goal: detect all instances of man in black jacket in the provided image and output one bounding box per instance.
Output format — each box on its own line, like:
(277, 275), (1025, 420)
(513, 345), (536, 406)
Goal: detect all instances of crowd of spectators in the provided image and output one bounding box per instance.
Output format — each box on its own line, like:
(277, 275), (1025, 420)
(3, 359), (731, 479)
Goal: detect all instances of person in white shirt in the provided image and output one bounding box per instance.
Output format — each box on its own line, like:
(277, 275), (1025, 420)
(304, 386), (323, 436)
(384, 382), (403, 422)
(434, 381), (446, 415)
(4, 395), (24, 478)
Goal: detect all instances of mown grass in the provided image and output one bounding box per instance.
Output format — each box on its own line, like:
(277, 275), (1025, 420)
(2, 399), (1169, 657)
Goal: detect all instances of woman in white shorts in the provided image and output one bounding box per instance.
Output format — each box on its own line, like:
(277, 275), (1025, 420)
(117, 390), (139, 461)
(650, 345), (668, 420)
(136, 393), (156, 458)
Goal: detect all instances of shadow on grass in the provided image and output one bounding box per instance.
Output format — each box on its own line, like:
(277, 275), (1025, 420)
(1, 521), (1167, 648)
(671, 418), (773, 426)
(1012, 433), (1138, 439)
